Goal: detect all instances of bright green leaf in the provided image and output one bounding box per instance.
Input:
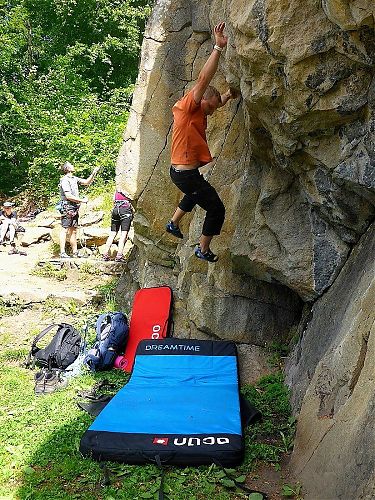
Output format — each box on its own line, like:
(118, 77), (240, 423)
(235, 474), (246, 483)
(221, 478), (236, 488)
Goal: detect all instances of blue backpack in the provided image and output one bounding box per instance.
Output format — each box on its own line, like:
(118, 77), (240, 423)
(84, 312), (129, 372)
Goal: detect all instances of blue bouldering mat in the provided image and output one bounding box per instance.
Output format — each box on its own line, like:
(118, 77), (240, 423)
(80, 338), (246, 466)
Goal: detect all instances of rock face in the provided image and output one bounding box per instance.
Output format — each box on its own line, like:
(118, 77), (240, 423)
(286, 222), (375, 499)
(117, 0), (374, 302)
(117, 0), (305, 346)
(117, 1), (374, 497)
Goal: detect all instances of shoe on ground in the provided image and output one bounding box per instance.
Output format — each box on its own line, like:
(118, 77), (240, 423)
(166, 221), (183, 239)
(115, 254), (126, 263)
(8, 246), (19, 255)
(194, 246), (219, 262)
(43, 370), (68, 394)
(34, 370), (46, 396)
(18, 250), (27, 256)
(72, 252), (82, 258)
(60, 252), (71, 259)
(102, 253), (111, 261)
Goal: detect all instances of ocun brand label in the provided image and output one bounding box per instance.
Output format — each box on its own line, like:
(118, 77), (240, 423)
(173, 437), (230, 446)
(151, 324), (161, 339)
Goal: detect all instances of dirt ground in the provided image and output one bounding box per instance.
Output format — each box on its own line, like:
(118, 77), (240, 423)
(246, 456), (299, 499)
(0, 238), (103, 303)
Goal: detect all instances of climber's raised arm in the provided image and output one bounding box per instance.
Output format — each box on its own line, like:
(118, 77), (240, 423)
(193, 22), (228, 104)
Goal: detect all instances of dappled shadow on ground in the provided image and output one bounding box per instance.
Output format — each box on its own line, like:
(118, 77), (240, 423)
(15, 390), (295, 500)
(15, 371), (137, 500)
(17, 415), (104, 500)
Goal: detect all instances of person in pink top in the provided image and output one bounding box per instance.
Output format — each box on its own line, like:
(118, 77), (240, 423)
(102, 191), (133, 262)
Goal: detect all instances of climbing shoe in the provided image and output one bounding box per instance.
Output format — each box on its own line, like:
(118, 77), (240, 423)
(34, 371), (46, 396)
(115, 254), (126, 263)
(194, 246), (219, 262)
(166, 221), (183, 239)
(43, 370), (68, 394)
(60, 252), (71, 259)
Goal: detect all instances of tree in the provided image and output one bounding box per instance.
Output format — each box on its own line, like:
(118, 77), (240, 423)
(0, 0), (152, 200)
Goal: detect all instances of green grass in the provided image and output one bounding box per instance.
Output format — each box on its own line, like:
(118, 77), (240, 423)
(79, 262), (101, 276)
(242, 373), (296, 465)
(94, 279), (121, 311)
(31, 263), (68, 281)
(0, 296), (26, 317)
(0, 358), (295, 500)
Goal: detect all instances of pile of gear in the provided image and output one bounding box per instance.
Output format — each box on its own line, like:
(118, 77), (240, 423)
(23, 286), (174, 396)
(24, 312), (129, 396)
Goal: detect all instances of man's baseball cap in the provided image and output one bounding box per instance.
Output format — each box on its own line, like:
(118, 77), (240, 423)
(3, 201), (14, 207)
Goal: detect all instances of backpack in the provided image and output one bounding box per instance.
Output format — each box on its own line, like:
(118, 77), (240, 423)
(84, 312), (129, 372)
(25, 323), (81, 370)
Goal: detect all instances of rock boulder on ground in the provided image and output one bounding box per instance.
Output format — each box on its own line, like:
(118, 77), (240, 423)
(21, 227), (51, 246)
(36, 217), (56, 228)
(81, 227), (108, 247)
(80, 211), (104, 227)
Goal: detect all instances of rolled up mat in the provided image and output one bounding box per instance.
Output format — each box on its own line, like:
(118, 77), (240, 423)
(113, 355), (128, 370)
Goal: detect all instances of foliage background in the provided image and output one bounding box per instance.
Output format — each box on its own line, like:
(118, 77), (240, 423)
(0, 0), (152, 203)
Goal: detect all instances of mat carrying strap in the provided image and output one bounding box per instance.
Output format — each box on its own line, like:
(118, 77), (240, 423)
(99, 462), (111, 486)
(76, 379), (116, 417)
(155, 455), (167, 500)
(24, 323), (60, 369)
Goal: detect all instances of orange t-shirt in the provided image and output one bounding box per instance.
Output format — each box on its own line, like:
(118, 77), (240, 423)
(171, 90), (212, 165)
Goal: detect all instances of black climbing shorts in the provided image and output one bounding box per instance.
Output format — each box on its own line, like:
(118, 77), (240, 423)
(61, 204), (79, 229)
(170, 166), (225, 236)
(111, 204), (133, 232)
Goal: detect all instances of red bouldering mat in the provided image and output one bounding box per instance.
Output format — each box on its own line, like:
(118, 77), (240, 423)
(122, 286), (173, 372)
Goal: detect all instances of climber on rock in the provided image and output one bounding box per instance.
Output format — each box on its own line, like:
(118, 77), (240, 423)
(166, 21), (238, 262)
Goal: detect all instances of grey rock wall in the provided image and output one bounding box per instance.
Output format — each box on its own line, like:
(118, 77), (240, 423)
(117, 0), (374, 306)
(117, 0), (303, 345)
(286, 222), (375, 499)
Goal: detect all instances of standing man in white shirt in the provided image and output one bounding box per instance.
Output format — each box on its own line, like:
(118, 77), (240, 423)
(59, 161), (100, 258)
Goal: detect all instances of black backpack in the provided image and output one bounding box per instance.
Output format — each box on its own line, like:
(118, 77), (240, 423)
(25, 323), (81, 370)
